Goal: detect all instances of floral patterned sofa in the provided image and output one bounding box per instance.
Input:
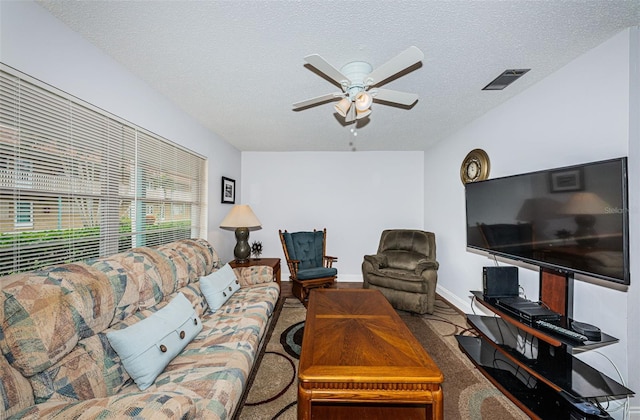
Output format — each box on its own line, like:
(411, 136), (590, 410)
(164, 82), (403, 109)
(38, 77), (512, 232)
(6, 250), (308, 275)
(0, 238), (280, 419)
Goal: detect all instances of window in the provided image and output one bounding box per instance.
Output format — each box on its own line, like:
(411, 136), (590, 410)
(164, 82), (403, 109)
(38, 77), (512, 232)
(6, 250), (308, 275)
(172, 203), (185, 216)
(0, 65), (207, 275)
(16, 159), (33, 188)
(14, 201), (33, 228)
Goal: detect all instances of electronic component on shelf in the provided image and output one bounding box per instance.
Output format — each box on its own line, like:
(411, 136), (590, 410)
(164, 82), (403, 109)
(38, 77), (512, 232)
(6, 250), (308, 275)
(570, 321), (602, 341)
(482, 266), (519, 298)
(495, 299), (561, 323)
(536, 320), (588, 343)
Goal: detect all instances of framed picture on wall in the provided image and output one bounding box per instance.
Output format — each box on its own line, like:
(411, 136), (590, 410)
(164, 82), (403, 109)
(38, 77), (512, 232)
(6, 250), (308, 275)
(221, 177), (235, 204)
(549, 167), (583, 192)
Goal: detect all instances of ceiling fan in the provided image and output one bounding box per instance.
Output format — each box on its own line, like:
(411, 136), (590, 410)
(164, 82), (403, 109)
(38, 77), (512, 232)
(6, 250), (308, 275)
(293, 46), (424, 123)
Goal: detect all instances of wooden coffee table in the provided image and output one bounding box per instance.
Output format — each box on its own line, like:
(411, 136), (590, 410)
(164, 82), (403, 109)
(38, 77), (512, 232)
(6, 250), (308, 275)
(298, 289), (444, 420)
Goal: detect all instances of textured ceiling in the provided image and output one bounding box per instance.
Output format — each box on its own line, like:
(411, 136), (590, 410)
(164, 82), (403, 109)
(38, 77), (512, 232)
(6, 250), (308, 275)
(38, 1), (639, 152)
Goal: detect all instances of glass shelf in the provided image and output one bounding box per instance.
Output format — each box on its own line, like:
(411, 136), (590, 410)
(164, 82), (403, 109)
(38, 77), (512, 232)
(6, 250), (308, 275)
(456, 335), (591, 419)
(471, 291), (618, 351)
(465, 314), (633, 399)
(463, 275), (634, 419)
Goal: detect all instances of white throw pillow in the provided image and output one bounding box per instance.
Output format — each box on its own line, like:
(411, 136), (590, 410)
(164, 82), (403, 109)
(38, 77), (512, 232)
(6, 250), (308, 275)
(106, 292), (203, 390)
(200, 263), (241, 311)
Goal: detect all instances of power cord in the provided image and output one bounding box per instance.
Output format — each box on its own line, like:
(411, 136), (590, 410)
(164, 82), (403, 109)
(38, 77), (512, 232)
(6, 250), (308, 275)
(589, 350), (630, 419)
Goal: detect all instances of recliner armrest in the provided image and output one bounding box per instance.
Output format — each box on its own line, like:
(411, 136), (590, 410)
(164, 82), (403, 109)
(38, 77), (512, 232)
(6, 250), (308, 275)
(363, 254), (388, 269)
(415, 259), (439, 274)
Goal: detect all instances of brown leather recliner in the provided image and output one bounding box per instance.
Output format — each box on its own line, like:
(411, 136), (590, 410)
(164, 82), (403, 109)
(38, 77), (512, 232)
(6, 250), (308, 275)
(362, 229), (439, 314)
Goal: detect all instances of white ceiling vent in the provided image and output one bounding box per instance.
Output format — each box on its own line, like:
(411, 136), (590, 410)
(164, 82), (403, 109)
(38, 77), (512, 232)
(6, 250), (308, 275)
(482, 69), (530, 90)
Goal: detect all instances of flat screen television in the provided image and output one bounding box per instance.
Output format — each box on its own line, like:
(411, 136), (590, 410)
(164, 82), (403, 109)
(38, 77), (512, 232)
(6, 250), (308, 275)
(465, 157), (630, 285)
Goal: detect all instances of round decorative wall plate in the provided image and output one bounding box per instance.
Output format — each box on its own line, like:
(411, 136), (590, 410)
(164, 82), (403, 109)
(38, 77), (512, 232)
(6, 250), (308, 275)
(460, 149), (490, 184)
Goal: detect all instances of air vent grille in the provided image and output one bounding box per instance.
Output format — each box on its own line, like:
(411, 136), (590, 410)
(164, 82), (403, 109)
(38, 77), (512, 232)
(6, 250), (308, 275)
(482, 69), (530, 90)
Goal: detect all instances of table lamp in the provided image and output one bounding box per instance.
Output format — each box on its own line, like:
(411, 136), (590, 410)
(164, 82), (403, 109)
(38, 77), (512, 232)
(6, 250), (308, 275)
(561, 192), (609, 247)
(220, 204), (262, 263)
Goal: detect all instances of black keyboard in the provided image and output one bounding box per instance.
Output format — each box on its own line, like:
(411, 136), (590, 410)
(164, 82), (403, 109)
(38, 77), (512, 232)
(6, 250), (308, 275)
(535, 320), (588, 342)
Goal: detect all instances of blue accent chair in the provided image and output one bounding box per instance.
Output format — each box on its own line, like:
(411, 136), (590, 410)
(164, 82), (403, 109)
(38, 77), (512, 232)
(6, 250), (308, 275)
(279, 229), (337, 304)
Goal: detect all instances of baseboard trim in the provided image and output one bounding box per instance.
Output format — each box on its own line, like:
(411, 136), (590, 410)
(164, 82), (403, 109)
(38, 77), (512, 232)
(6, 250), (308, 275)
(436, 284), (492, 316)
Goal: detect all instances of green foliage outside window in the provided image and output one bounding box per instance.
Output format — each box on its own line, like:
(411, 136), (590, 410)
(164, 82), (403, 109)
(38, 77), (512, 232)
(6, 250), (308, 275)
(0, 220), (191, 276)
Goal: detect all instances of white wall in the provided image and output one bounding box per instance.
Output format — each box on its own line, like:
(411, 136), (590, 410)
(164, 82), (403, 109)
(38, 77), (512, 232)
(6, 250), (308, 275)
(241, 151), (424, 279)
(0, 1), (242, 262)
(425, 28), (638, 415)
(626, 26), (640, 417)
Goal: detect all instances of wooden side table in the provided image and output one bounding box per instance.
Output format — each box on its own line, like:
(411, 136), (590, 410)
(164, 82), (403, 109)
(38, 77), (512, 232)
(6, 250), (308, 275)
(228, 258), (281, 286)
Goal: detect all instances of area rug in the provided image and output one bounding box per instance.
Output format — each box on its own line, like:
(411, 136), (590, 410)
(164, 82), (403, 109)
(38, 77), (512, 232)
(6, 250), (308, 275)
(237, 296), (529, 420)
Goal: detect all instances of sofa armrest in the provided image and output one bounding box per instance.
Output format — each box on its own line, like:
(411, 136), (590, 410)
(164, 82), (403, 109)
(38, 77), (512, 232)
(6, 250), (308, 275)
(9, 392), (195, 420)
(233, 266), (275, 287)
(363, 254), (388, 269)
(415, 259), (439, 274)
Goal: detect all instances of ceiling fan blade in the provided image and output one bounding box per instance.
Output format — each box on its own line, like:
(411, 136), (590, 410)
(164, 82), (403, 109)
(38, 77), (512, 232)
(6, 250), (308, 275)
(366, 46), (424, 86)
(371, 88), (419, 106)
(344, 103), (356, 122)
(293, 92), (343, 109)
(304, 54), (350, 85)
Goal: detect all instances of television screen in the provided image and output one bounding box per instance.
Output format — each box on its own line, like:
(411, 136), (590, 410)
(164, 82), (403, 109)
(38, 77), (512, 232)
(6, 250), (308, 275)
(465, 157), (629, 285)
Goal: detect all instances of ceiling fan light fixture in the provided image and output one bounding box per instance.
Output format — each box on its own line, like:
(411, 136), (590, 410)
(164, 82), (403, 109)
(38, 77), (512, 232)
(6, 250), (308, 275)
(334, 97), (351, 117)
(355, 91), (373, 111)
(356, 107), (371, 119)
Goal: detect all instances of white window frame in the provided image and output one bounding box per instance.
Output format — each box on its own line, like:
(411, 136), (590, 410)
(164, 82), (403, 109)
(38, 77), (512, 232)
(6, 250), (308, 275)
(0, 64), (208, 275)
(14, 201), (33, 228)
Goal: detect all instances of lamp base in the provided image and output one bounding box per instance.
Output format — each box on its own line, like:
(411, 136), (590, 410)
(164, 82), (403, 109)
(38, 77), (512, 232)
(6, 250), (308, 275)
(574, 215), (598, 248)
(234, 227), (251, 262)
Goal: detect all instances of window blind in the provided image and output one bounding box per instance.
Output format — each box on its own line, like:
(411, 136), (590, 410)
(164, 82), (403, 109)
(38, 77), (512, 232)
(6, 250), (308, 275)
(0, 65), (207, 275)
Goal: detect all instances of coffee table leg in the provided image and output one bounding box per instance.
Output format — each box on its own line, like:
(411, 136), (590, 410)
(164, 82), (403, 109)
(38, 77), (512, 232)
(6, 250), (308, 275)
(431, 386), (444, 420)
(297, 385), (311, 420)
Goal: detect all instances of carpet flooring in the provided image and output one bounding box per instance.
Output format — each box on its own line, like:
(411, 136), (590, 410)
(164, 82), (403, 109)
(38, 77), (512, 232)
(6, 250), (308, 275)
(237, 296), (529, 420)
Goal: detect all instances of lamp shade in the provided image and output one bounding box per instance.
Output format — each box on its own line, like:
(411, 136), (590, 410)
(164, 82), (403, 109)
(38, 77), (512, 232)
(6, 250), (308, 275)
(355, 91), (373, 111)
(220, 204), (262, 229)
(561, 192), (610, 215)
(334, 98), (351, 117)
(356, 108), (371, 120)
(220, 204), (261, 262)
(516, 198), (561, 221)
(560, 192), (611, 247)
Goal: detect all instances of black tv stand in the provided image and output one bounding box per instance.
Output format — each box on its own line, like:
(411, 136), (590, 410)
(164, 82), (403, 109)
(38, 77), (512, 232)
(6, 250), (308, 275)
(457, 291), (634, 419)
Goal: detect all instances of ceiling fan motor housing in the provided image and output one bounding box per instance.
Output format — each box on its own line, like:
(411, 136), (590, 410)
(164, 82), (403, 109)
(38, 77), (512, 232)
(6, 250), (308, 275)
(340, 61), (373, 98)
